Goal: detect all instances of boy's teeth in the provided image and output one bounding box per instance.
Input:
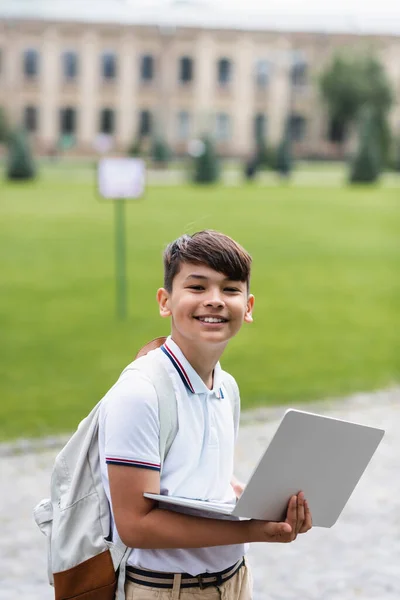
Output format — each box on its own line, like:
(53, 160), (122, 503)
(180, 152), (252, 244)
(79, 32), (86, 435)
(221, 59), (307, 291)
(199, 317), (224, 323)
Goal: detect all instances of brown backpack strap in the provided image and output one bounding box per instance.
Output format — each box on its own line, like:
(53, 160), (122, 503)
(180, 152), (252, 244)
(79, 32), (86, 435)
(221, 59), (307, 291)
(135, 337), (167, 359)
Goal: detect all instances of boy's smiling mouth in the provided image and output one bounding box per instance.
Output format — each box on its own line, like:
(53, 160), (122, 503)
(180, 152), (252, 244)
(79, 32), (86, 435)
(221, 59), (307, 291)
(194, 315), (229, 323)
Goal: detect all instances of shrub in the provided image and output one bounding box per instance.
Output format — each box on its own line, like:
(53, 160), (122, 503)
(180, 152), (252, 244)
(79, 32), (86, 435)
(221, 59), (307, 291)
(192, 136), (220, 184)
(387, 137), (400, 172)
(0, 106), (9, 144)
(151, 136), (170, 166)
(244, 156), (258, 181)
(6, 128), (36, 181)
(127, 135), (143, 157)
(255, 136), (269, 169)
(349, 107), (381, 184)
(275, 126), (293, 177)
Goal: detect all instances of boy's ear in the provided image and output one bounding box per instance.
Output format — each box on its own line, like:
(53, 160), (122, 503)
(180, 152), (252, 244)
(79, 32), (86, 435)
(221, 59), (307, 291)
(244, 294), (255, 324)
(157, 288), (172, 318)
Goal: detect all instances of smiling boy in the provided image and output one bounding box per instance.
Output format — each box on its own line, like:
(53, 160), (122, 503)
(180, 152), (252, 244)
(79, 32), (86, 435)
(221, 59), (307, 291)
(98, 230), (312, 600)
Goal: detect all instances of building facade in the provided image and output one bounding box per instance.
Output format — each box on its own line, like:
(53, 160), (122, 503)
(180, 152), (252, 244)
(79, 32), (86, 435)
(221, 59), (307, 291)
(0, 17), (400, 157)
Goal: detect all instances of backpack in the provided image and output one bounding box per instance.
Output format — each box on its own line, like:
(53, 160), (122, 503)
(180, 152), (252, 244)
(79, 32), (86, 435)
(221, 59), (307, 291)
(33, 338), (240, 600)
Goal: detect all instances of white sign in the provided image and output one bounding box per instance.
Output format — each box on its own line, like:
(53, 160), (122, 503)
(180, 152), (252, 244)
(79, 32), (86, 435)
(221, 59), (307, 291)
(98, 158), (146, 199)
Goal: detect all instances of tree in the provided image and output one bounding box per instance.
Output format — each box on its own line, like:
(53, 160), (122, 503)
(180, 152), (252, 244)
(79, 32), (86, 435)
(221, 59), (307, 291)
(192, 136), (220, 184)
(7, 128), (36, 180)
(0, 106), (9, 144)
(349, 107), (381, 184)
(320, 53), (394, 159)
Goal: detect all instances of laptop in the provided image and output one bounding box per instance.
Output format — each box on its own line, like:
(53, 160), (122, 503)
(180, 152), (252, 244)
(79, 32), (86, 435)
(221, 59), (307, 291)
(144, 408), (385, 528)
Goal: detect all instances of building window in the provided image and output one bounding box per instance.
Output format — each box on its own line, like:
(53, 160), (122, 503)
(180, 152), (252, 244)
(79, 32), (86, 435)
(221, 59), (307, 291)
(215, 113), (231, 141)
(62, 51), (78, 81)
(177, 111), (190, 140)
(255, 60), (270, 88)
(139, 110), (152, 136)
(102, 52), (117, 80)
(217, 58), (232, 86)
(179, 57), (193, 83)
(289, 114), (306, 141)
(140, 55), (154, 82)
(291, 61), (308, 87)
(24, 106), (38, 132)
(60, 107), (77, 134)
(99, 108), (115, 135)
(254, 113), (267, 142)
(23, 49), (39, 79)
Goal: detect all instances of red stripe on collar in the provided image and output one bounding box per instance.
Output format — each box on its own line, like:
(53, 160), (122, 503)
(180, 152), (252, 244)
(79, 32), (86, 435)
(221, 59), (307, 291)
(163, 343), (195, 394)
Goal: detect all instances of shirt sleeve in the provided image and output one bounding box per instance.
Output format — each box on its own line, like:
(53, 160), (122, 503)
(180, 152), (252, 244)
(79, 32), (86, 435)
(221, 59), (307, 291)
(101, 370), (161, 472)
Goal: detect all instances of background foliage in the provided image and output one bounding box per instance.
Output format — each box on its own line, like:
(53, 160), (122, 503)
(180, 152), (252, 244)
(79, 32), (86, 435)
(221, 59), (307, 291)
(320, 52), (394, 161)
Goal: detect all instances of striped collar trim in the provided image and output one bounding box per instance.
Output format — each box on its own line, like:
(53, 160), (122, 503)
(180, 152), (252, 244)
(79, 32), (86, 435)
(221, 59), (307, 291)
(161, 343), (195, 393)
(161, 340), (224, 399)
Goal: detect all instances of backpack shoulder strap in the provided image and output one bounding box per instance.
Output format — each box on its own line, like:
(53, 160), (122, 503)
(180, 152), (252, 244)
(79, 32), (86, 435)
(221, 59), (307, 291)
(122, 352), (178, 470)
(114, 350), (178, 600)
(221, 371), (240, 436)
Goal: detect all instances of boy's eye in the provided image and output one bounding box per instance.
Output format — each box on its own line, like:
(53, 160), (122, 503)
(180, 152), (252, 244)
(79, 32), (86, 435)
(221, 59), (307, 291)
(187, 285), (204, 290)
(225, 287), (240, 293)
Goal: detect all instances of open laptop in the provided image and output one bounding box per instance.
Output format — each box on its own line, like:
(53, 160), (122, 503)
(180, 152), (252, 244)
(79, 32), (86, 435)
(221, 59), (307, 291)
(144, 409), (384, 528)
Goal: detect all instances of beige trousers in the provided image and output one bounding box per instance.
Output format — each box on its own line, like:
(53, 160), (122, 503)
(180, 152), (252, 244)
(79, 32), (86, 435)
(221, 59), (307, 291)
(124, 560), (253, 600)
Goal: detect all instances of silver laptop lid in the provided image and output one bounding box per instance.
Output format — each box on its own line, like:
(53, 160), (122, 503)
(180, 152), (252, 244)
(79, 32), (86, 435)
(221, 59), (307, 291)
(233, 409), (384, 527)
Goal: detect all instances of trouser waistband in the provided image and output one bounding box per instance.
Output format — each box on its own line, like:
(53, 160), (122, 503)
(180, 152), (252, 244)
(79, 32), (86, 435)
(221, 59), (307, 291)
(126, 557), (245, 590)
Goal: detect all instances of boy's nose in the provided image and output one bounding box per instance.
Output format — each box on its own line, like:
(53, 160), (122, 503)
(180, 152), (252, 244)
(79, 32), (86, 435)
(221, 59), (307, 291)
(204, 293), (225, 308)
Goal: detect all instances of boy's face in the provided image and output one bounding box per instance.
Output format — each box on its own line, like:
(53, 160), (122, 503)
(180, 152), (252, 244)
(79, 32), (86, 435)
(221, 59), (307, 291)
(157, 262), (254, 348)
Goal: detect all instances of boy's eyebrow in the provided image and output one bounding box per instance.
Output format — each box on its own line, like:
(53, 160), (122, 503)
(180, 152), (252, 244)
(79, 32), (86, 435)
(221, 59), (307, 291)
(184, 273), (241, 283)
(184, 274), (209, 281)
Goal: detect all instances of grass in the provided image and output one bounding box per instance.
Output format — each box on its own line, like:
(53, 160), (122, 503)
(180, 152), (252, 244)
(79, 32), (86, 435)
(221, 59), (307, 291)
(0, 165), (399, 440)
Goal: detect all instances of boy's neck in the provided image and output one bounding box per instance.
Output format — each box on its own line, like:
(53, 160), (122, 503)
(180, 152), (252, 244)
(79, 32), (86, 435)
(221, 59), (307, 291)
(170, 334), (227, 390)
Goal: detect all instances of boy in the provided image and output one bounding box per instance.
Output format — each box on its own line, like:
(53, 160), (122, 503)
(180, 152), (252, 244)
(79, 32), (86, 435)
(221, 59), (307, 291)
(99, 230), (312, 600)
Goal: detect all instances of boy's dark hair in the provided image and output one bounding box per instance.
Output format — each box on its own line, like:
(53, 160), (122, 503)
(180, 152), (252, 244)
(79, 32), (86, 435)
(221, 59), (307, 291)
(163, 230), (252, 292)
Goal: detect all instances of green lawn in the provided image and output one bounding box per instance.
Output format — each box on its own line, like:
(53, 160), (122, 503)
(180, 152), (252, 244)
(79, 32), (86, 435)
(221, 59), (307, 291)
(1, 167), (399, 440)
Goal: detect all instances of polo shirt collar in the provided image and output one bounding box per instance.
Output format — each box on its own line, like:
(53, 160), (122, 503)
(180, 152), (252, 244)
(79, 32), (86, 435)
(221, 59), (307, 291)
(161, 336), (224, 399)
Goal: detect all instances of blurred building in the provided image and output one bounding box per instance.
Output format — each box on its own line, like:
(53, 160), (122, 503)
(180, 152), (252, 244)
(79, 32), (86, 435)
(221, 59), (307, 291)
(0, 0), (400, 158)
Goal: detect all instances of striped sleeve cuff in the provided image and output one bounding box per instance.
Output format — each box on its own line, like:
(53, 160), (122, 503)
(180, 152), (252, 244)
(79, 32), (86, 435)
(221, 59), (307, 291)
(106, 457), (161, 471)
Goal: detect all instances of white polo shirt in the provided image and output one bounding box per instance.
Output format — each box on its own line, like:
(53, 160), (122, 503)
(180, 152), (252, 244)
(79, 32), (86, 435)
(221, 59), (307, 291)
(98, 336), (246, 575)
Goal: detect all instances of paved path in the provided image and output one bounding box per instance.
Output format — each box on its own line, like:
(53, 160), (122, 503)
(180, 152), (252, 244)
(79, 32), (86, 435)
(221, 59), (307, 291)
(1, 388), (399, 600)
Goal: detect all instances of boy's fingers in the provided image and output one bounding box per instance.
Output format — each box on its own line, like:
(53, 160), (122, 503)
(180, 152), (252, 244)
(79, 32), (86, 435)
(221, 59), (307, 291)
(299, 499), (313, 533)
(274, 494), (312, 538)
(296, 492), (306, 533)
(288, 494), (298, 517)
(285, 495), (298, 534)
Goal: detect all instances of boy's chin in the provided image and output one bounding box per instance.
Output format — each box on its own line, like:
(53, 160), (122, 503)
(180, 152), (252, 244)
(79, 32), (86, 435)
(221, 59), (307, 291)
(195, 329), (235, 344)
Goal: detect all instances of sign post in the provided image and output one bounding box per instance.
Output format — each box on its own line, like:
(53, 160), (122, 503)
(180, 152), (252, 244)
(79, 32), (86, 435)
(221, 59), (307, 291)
(114, 199), (127, 320)
(97, 157), (146, 320)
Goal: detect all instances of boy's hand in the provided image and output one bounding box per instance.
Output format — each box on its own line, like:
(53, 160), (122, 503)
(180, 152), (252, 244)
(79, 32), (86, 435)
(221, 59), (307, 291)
(231, 475), (246, 499)
(251, 492), (312, 543)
